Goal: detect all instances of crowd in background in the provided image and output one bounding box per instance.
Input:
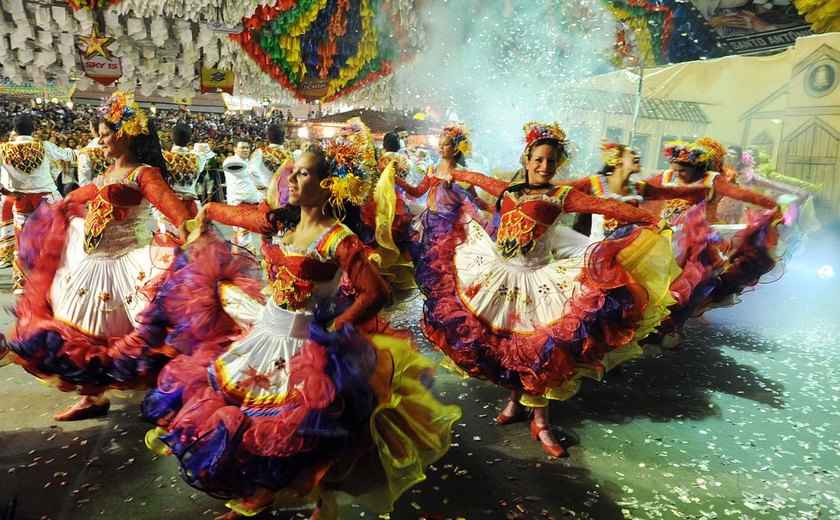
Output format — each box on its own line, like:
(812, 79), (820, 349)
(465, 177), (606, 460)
(0, 95), (439, 201)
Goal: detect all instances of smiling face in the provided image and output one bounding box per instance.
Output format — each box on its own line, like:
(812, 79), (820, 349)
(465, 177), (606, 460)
(287, 151), (328, 207)
(526, 143), (559, 185)
(621, 149), (641, 175)
(98, 122), (130, 160)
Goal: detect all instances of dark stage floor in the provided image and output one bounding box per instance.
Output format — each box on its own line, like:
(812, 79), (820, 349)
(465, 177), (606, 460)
(2, 225), (838, 520)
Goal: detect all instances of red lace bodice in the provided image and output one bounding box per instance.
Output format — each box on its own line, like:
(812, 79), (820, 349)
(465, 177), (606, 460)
(69, 166), (190, 253)
(205, 203), (388, 328)
(260, 226), (348, 311)
(496, 186), (571, 258)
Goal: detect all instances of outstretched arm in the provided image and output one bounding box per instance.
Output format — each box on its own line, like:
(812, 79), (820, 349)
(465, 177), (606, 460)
(395, 174), (431, 198)
(713, 176), (777, 209)
(138, 167), (191, 227)
(204, 201), (271, 234)
(750, 175), (808, 200)
(564, 188), (659, 225)
(450, 169), (509, 198)
(332, 234), (389, 329)
(44, 141), (77, 162)
(641, 182), (709, 204)
(63, 183), (100, 208)
(557, 176), (593, 193)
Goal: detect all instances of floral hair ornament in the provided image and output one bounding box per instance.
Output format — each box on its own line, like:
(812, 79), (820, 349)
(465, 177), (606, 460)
(662, 140), (712, 170)
(98, 91), (149, 138)
(441, 121), (472, 158)
(695, 137), (726, 172)
(740, 150), (755, 182)
(321, 117), (378, 216)
(600, 141), (626, 168)
(523, 121), (570, 167)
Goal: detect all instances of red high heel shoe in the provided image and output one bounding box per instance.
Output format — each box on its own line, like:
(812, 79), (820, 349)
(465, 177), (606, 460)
(496, 397), (525, 425)
(53, 397), (110, 421)
(530, 420), (568, 458)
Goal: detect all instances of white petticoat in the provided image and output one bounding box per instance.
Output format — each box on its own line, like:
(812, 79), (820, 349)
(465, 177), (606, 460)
(453, 220), (587, 335)
(212, 299), (312, 408)
(50, 217), (170, 339)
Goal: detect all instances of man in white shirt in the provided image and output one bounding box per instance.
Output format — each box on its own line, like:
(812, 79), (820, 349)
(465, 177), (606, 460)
(77, 120), (112, 186)
(248, 124), (290, 202)
(223, 140), (260, 255)
(0, 131), (16, 269)
(193, 143), (216, 203)
(77, 137), (112, 187)
(158, 123), (206, 236)
(0, 114), (75, 292)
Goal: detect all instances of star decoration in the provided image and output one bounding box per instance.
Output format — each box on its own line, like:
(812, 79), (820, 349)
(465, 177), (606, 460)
(240, 366), (276, 392)
(78, 25), (115, 60)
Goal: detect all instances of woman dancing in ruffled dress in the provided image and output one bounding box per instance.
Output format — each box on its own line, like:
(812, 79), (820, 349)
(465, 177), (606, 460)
(143, 121), (459, 519)
(418, 122), (678, 457)
(645, 139), (783, 340)
(392, 122), (495, 295)
(565, 142), (719, 347)
(4, 92), (204, 421)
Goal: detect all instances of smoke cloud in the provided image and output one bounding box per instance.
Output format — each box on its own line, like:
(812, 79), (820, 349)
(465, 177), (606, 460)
(391, 0), (616, 172)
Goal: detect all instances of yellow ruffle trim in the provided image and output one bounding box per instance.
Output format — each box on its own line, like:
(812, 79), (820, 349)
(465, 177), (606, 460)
(617, 227), (679, 342)
(371, 161), (417, 293)
(319, 333), (461, 516)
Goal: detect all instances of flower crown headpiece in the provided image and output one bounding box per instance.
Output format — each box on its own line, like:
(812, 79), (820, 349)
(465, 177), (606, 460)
(600, 141), (626, 168)
(98, 91), (149, 138)
(663, 140), (713, 170)
(321, 117), (378, 211)
(523, 121), (570, 166)
(441, 122), (472, 158)
(695, 137), (726, 172)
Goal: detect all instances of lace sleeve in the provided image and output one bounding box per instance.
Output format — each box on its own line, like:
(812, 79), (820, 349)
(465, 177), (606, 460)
(395, 174), (431, 198)
(713, 176), (778, 209)
(643, 182), (709, 203)
(205, 201), (271, 233)
(137, 167), (190, 226)
(64, 183), (99, 205)
(564, 188), (659, 225)
(451, 169), (509, 197)
(332, 234), (389, 329)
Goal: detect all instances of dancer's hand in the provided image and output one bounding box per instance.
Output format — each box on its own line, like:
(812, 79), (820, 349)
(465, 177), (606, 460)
(179, 206), (209, 247)
(194, 204), (209, 231)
